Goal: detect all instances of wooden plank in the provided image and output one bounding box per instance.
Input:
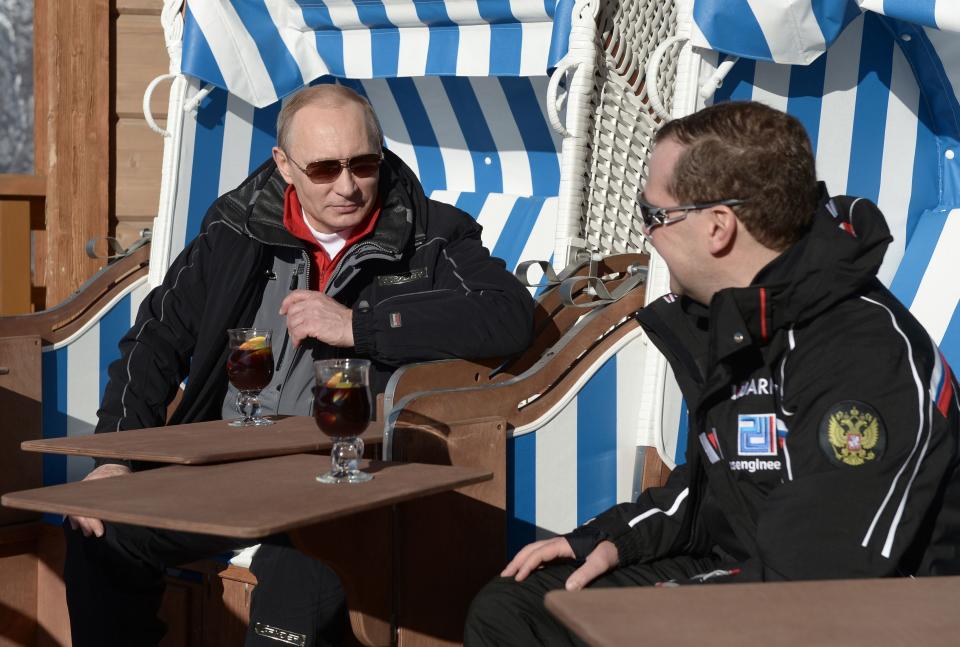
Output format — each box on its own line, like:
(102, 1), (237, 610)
(0, 174), (46, 197)
(545, 578), (960, 647)
(0, 528), (39, 646)
(116, 118), (164, 219)
(116, 217), (155, 250)
(116, 14), (169, 119)
(36, 0), (111, 308)
(0, 201), (33, 315)
(36, 524), (71, 647)
(21, 416), (383, 465)
(117, 0), (164, 16)
(0, 336), (42, 526)
(0, 244), (149, 344)
(2, 457), (492, 538)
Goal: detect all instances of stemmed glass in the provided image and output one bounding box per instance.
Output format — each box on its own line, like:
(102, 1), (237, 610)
(226, 328), (274, 427)
(313, 358), (373, 483)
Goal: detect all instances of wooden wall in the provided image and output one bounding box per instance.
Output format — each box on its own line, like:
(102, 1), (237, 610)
(114, 0), (168, 250)
(33, 0), (111, 307)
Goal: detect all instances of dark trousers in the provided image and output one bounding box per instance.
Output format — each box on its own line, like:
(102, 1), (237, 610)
(463, 554), (724, 647)
(64, 522), (348, 647)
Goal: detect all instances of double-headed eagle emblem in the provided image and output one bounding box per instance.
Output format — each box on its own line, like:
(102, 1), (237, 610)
(827, 406), (879, 466)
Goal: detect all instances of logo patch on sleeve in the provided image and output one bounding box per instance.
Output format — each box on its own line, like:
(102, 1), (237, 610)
(819, 401), (885, 467)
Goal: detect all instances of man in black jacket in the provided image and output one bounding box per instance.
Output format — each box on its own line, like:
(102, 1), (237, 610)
(63, 85), (534, 647)
(464, 101), (960, 646)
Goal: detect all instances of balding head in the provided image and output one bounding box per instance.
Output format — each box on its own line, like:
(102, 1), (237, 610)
(276, 85), (383, 153)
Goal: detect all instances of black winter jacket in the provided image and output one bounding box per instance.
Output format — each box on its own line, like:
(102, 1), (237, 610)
(570, 190), (960, 580)
(96, 150), (534, 435)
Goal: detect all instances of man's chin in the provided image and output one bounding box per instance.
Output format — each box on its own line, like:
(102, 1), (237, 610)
(317, 208), (369, 232)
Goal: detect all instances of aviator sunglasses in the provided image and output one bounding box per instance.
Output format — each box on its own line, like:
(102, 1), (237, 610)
(283, 151), (383, 183)
(638, 194), (747, 232)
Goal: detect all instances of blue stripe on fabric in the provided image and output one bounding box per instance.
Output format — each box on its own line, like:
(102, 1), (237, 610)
(386, 77), (446, 195)
(811, 0), (862, 46)
(713, 58), (757, 104)
(98, 297), (131, 405)
(296, 0), (345, 77)
(889, 209), (947, 307)
(939, 302), (960, 372)
(548, 0), (575, 69)
(181, 5), (227, 89)
(883, 0), (937, 29)
(185, 88), (229, 243)
(229, 0), (304, 99)
(488, 23), (523, 76)
(675, 401), (689, 466)
(492, 197), (545, 270)
(42, 348), (67, 487)
(507, 432), (537, 558)
(905, 88), (939, 244)
(499, 77), (561, 196)
(249, 101), (281, 173)
(413, 0), (458, 75)
(844, 12), (893, 202)
(355, 1), (399, 77)
(898, 25), (960, 213)
(441, 78), (503, 193)
(454, 192), (489, 222)
(336, 79), (372, 113)
(785, 54), (827, 158)
(894, 24), (960, 143)
(693, 0), (773, 60)
(576, 358), (618, 524)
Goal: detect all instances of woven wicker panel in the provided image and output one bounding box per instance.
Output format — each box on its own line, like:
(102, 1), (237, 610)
(580, 0), (681, 256)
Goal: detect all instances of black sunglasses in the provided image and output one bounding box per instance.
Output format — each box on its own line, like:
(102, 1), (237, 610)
(284, 151), (383, 183)
(638, 194), (747, 232)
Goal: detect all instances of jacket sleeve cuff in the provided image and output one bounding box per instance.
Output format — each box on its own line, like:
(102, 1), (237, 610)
(612, 532), (646, 566)
(352, 301), (377, 357)
(564, 524), (610, 561)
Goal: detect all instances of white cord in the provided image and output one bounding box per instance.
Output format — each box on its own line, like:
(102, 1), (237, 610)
(143, 74), (177, 137)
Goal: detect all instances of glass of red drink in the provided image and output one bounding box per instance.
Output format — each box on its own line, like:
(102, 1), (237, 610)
(313, 358), (373, 483)
(226, 328), (274, 427)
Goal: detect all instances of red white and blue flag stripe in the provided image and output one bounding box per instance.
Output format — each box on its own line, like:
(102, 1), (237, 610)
(932, 348), (956, 418)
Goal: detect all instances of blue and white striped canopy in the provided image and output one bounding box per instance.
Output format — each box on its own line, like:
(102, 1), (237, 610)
(692, 0), (960, 65)
(181, 0), (574, 108)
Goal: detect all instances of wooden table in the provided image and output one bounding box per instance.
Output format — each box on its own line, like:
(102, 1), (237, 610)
(20, 416), (382, 465)
(7, 412), (509, 646)
(1, 454), (489, 538)
(545, 576), (960, 647)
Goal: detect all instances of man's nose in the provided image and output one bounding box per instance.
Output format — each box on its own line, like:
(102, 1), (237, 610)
(332, 167), (359, 195)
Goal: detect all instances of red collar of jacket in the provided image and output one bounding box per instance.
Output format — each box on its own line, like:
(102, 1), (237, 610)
(282, 185), (381, 290)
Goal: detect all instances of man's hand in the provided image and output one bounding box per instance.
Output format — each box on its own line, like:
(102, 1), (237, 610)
(67, 463), (131, 538)
(501, 537), (619, 591)
(279, 290), (354, 348)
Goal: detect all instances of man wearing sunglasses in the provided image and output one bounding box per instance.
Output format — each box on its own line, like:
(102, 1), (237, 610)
(64, 85), (536, 647)
(465, 100), (960, 646)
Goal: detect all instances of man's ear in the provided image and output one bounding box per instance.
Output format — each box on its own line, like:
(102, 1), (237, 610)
(272, 147), (294, 184)
(706, 205), (738, 256)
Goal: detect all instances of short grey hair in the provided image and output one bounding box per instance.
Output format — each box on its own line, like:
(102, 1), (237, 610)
(276, 85), (384, 153)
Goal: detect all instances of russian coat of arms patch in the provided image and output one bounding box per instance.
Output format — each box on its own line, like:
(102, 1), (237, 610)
(819, 401), (886, 467)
